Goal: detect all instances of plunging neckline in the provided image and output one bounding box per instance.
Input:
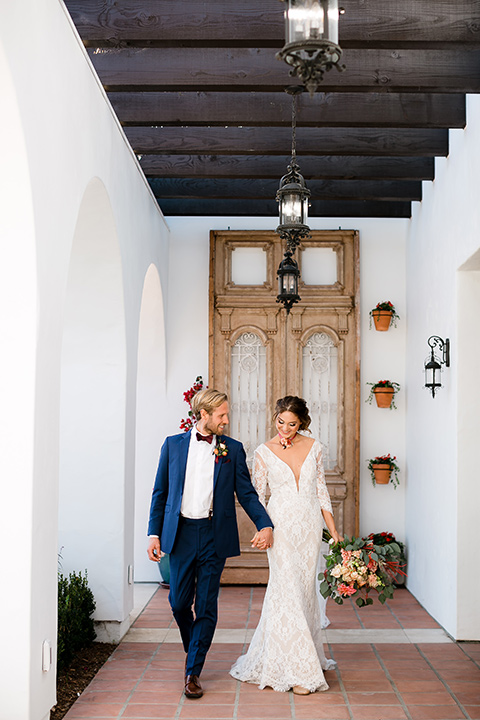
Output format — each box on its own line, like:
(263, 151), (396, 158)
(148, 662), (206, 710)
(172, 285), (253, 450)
(263, 441), (315, 491)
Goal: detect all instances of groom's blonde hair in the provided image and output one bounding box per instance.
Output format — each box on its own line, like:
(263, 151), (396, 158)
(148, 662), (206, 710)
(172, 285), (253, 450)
(192, 388), (228, 421)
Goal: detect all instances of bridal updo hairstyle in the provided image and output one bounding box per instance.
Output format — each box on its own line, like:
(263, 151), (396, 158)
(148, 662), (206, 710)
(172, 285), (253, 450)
(273, 396), (311, 432)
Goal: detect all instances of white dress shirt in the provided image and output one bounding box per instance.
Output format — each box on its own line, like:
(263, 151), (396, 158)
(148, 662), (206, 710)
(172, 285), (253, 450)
(180, 429), (216, 518)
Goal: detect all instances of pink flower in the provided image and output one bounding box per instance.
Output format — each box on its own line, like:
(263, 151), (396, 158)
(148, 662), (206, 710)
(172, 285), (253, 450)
(338, 583), (357, 597)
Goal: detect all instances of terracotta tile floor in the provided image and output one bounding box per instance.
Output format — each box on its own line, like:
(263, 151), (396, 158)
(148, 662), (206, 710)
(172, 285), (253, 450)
(64, 586), (480, 720)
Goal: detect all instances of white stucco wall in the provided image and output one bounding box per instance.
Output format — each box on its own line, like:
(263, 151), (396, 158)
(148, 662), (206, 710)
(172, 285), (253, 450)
(163, 216), (408, 543)
(407, 94), (480, 640)
(0, 1), (169, 717)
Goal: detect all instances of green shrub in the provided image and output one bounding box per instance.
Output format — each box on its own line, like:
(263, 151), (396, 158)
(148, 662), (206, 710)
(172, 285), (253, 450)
(57, 571), (96, 669)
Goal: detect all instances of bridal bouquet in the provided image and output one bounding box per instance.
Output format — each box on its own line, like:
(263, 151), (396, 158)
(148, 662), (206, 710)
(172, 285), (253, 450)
(320, 533), (406, 607)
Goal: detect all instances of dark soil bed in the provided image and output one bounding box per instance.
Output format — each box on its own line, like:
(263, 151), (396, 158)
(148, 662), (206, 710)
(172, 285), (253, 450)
(50, 642), (116, 720)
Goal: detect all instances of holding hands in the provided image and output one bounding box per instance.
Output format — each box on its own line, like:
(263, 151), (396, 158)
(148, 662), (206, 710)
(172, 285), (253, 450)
(251, 527), (273, 550)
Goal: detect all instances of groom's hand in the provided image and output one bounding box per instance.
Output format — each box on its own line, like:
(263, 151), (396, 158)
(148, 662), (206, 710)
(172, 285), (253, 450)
(251, 527), (273, 550)
(147, 537), (164, 562)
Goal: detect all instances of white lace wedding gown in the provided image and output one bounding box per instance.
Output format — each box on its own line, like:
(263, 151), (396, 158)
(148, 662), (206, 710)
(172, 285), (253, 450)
(230, 439), (336, 692)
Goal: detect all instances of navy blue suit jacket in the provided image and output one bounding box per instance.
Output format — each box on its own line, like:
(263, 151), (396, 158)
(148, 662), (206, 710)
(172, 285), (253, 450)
(148, 430), (273, 558)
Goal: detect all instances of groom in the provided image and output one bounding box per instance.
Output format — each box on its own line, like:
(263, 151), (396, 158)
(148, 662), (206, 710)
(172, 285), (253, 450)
(147, 388), (273, 699)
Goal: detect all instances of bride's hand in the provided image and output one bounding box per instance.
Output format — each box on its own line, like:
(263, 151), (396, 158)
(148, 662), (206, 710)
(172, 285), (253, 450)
(251, 528), (273, 550)
(330, 530), (343, 544)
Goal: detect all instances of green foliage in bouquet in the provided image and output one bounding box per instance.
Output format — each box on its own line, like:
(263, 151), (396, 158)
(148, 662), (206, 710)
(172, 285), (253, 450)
(58, 570), (96, 669)
(319, 534), (406, 608)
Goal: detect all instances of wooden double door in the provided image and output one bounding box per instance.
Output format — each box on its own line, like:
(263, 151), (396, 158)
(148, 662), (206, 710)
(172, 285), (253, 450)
(209, 230), (360, 583)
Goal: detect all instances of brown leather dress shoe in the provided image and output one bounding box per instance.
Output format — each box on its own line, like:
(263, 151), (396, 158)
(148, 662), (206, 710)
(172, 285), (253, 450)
(184, 674), (203, 699)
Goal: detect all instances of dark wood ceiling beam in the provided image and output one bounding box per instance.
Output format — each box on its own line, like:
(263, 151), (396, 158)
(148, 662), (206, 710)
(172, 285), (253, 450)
(89, 47), (480, 93)
(141, 155), (434, 181)
(115, 92), (464, 129)
(156, 198), (412, 218)
(127, 126), (448, 157)
(65, 0), (480, 46)
(148, 178), (422, 202)
(128, 126), (447, 157)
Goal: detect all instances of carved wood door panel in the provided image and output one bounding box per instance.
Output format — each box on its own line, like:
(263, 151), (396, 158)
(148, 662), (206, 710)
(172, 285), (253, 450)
(209, 230), (360, 583)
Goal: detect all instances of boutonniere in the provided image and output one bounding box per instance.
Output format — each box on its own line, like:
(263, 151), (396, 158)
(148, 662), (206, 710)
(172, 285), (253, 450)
(213, 440), (228, 463)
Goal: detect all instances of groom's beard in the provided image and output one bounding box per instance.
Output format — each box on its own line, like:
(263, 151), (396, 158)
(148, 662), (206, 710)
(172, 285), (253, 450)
(203, 418), (227, 436)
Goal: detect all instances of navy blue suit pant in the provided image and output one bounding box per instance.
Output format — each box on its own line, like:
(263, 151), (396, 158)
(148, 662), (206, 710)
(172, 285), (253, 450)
(168, 516), (226, 677)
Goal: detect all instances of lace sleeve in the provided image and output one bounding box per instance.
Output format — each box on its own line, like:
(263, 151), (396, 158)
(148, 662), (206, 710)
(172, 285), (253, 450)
(252, 448), (268, 508)
(315, 443), (333, 514)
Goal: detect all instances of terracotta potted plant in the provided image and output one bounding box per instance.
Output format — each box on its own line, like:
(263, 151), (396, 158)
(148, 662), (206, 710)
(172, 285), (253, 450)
(369, 301), (400, 331)
(367, 454), (400, 488)
(366, 380), (400, 409)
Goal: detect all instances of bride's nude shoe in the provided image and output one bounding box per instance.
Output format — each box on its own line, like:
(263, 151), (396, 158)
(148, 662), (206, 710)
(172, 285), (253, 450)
(292, 686), (311, 695)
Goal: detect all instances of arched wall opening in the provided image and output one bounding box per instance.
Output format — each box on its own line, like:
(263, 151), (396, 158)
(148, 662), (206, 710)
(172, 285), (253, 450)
(134, 263), (166, 581)
(0, 41), (45, 720)
(59, 177), (128, 623)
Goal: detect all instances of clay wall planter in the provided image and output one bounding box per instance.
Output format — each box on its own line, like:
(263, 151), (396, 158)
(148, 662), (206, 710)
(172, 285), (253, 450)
(372, 310), (393, 331)
(372, 464), (392, 485)
(373, 387), (395, 408)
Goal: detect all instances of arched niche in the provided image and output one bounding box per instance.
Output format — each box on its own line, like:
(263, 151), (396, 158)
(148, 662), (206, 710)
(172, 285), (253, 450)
(59, 177), (127, 623)
(0, 40), (46, 720)
(134, 263), (166, 581)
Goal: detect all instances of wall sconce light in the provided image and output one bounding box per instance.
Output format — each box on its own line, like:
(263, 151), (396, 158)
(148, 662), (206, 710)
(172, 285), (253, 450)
(424, 336), (450, 398)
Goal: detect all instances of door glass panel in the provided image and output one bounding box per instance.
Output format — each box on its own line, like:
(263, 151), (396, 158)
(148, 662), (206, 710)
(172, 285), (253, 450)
(301, 247), (337, 285)
(302, 332), (338, 470)
(230, 332), (267, 466)
(231, 247), (267, 285)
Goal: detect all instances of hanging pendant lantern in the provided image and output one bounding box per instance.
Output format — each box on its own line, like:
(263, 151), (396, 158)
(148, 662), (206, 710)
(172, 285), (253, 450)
(275, 88), (311, 255)
(275, 89), (310, 313)
(276, 159), (311, 249)
(277, 252), (301, 314)
(277, 0), (345, 97)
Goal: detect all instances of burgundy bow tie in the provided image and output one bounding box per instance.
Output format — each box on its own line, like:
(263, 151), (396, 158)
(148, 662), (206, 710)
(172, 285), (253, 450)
(196, 432), (214, 444)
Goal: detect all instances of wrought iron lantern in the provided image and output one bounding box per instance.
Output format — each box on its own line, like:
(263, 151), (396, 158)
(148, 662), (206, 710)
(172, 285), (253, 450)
(275, 89), (309, 313)
(275, 88), (310, 256)
(277, 252), (301, 314)
(276, 160), (311, 249)
(276, 0), (345, 97)
(424, 336), (450, 398)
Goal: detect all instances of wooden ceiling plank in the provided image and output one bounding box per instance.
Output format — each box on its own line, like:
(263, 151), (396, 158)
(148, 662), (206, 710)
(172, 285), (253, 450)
(127, 126), (447, 156)
(156, 198), (412, 218)
(126, 126), (448, 157)
(115, 92), (465, 129)
(147, 178), (422, 202)
(65, 0), (480, 45)
(89, 46), (480, 93)
(141, 155), (434, 181)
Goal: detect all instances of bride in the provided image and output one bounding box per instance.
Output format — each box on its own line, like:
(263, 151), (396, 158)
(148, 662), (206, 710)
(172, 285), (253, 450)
(230, 396), (342, 695)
